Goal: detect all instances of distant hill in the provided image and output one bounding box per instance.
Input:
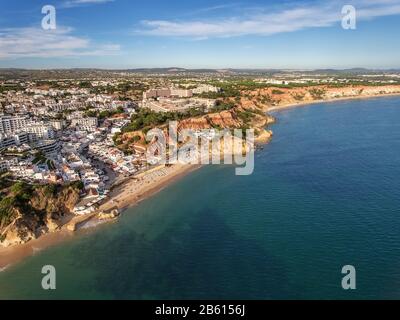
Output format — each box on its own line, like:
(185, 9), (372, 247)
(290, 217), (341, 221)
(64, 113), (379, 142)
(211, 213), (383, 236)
(1, 67), (399, 80)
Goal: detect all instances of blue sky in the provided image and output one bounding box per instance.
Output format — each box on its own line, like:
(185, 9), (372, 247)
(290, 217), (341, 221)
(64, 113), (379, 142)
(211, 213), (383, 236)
(0, 0), (400, 69)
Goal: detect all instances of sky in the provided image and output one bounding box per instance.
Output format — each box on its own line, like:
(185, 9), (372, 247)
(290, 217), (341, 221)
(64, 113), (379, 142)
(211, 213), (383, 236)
(0, 0), (399, 69)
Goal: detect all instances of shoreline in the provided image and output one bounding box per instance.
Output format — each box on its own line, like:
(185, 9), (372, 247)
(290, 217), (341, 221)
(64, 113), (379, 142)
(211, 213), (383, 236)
(2, 92), (400, 270)
(0, 164), (201, 269)
(266, 92), (400, 112)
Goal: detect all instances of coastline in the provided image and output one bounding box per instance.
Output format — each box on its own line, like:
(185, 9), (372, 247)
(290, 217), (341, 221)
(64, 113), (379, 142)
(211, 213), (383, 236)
(2, 92), (400, 270)
(266, 92), (400, 112)
(0, 164), (201, 269)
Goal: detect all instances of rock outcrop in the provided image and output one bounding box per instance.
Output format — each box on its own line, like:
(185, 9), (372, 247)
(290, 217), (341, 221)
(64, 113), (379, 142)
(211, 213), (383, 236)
(0, 182), (81, 247)
(97, 209), (120, 221)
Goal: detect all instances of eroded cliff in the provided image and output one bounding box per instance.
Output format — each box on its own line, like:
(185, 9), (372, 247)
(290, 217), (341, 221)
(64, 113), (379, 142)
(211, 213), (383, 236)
(0, 180), (82, 247)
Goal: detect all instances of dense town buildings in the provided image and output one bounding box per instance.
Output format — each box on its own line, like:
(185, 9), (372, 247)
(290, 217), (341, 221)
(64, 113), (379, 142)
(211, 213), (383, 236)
(0, 76), (224, 215)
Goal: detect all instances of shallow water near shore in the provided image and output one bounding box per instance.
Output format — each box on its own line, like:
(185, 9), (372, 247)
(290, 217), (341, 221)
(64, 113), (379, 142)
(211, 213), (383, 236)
(1, 96), (400, 299)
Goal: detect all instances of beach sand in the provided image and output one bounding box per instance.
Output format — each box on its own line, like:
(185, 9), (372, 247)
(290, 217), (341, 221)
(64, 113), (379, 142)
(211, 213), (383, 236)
(267, 92), (400, 112)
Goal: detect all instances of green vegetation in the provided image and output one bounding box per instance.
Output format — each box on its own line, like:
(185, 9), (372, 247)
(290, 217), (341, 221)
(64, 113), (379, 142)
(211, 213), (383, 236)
(250, 108), (267, 116)
(0, 179), (35, 229)
(46, 159), (56, 170)
(309, 88), (327, 100)
(85, 106), (125, 119)
(89, 81), (148, 97)
(113, 132), (122, 144)
(0, 178), (83, 239)
(79, 81), (92, 88)
(132, 135), (141, 143)
(32, 151), (47, 165)
(34, 80), (72, 89)
(122, 107), (207, 133)
(291, 92), (306, 101)
(199, 81), (243, 98)
(24, 151), (55, 170)
(268, 82), (320, 89)
(327, 80), (398, 88)
(69, 180), (84, 191)
(116, 81), (148, 93)
(0, 84), (24, 93)
(258, 94), (273, 104)
(236, 110), (256, 126)
(210, 101), (236, 113)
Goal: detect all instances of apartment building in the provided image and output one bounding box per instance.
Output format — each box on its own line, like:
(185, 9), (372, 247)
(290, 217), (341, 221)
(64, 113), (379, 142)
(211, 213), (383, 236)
(192, 85), (220, 94)
(50, 119), (65, 131)
(0, 132), (29, 149)
(170, 88), (193, 98)
(143, 88), (171, 99)
(71, 117), (98, 131)
(0, 115), (30, 134)
(34, 140), (60, 154)
(0, 157), (18, 172)
(24, 124), (55, 141)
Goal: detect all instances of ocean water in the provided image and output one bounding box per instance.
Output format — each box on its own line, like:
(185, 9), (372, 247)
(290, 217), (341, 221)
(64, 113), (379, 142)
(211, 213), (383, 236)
(1, 97), (400, 300)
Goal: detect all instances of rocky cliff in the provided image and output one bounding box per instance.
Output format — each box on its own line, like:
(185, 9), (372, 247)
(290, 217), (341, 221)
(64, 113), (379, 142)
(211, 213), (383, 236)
(0, 181), (81, 247)
(240, 85), (400, 110)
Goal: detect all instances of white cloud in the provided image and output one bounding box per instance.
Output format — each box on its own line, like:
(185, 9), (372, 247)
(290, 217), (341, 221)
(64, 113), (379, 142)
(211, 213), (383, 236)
(184, 3), (242, 15)
(62, 0), (115, 9)
(0, 26), (120, 59)
(137, 0), (400, 39)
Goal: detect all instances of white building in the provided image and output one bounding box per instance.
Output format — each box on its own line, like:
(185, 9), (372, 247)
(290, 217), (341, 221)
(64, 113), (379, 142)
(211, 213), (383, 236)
(0, 115), (30, 134)
(192, 85), (220, 95)
(24, 124), (55, 140)
(170, 88), (193, 98)
(50, 119), (65, 131)
(71, 117), (98, 131)
(34, 140), (60, 154)
(0, 157), (17, 172)
(0, 132), (29, 149)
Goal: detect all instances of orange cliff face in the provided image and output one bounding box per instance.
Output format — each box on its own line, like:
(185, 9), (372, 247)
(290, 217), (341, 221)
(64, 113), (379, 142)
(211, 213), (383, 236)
(116, 109), (275, 155)
(0, 184), (81, 248)
(116, 111), (245, 151)
(178, 110), (243, 131)
(239, 84), (400, 111)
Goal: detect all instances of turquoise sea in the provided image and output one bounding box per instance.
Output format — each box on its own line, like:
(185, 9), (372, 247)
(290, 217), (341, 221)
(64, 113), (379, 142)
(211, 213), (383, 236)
(1, 97), (400, 299)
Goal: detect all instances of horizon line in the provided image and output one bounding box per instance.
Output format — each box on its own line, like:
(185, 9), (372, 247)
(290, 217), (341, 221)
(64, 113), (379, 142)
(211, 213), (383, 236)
(1, 67), (400, 71)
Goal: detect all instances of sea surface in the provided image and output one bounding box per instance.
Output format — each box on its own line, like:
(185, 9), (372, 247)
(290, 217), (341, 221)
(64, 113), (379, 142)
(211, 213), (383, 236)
(1, 97), (400, 299)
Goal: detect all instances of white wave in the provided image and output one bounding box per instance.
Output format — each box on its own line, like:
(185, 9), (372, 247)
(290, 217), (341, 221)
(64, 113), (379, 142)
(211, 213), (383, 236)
(32, 247), (43, 255)
(0, 265), (10, 272)
(80, 219), (107, 229)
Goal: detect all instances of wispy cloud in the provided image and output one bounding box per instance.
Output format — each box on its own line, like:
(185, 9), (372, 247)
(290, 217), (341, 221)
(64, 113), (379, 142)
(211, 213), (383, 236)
(137, 0), (400, 39)
(62, 0), (115, 9)
(0, 27), (120, 59)
(188, 3), (242, 15)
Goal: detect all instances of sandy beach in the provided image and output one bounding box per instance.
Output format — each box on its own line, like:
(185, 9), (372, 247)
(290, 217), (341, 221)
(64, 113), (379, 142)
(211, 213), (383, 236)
(99, 164), (200, 213)
(266, 92), (400, 112)
(0, 164), (200, 269)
